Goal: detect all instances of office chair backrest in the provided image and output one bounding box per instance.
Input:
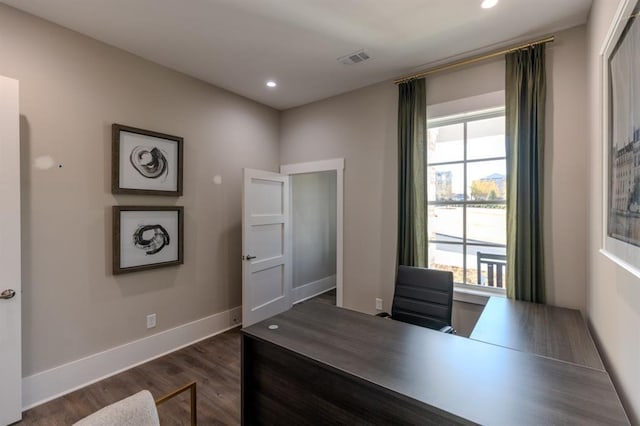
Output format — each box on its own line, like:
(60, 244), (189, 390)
(391, 266), (454, 331)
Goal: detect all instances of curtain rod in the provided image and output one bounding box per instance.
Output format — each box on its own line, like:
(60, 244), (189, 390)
(393, 35), (555, 85)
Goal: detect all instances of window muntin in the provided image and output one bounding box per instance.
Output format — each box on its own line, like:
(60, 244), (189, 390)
(427, 109), (506, 289)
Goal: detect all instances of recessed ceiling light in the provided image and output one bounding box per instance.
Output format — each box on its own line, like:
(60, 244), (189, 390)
(266, 81), (277, 88)
(481, 0), (498, 8)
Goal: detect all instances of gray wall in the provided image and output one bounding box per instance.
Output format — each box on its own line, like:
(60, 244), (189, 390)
(587, 0), (640, 422)
(0, 4), (280, 376)
(545, 25), (589, 310)
(281, 82), (398, 313)
(291, 171), (337, 288)
(280, 25), (588, 315)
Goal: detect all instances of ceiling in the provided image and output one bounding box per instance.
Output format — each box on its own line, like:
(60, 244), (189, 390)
(2, 0), (592, 110)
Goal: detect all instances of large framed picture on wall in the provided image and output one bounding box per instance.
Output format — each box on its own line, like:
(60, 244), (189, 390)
(112, 124), (183, 196)
(602, 0), (640, 277)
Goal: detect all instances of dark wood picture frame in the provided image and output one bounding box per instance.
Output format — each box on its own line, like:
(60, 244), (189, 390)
(113, 206), (184, 275)
(112, 124), (183, 196)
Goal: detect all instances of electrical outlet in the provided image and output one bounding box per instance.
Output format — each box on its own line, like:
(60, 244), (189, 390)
(375, 298), (383, 311)
(146, 313), (157, 329)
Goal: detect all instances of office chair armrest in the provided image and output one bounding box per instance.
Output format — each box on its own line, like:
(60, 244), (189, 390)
(439, 325), (456, 334)
(375, 312), (391, 318)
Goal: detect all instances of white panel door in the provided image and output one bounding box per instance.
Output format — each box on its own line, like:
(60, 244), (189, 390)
(242, 169), (291, 327)
(0, 76), (22, 424)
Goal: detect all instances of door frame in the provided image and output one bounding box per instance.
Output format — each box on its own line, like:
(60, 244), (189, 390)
(280, 158), (344, 307)
(0, 75), (22, 424)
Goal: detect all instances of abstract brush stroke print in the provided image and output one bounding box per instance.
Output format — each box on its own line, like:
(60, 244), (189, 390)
(133, 224), (170, 255)
(130, 145), (169, 181)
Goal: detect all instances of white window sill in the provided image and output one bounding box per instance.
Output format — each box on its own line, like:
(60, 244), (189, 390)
(453, 284), (505, 305)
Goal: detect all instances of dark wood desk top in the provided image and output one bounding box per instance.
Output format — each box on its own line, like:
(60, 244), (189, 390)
(470, 297), (605, 370)
(243, 300), (628, 425)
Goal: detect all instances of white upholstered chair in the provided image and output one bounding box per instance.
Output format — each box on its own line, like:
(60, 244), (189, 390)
(73, 382), (197, 426)
(73, 390), (159, 426)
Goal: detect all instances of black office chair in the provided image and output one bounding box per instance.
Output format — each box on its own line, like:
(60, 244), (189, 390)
(378, 266), (455, 334)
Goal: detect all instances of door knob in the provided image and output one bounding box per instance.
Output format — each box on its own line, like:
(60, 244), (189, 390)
(0, 289), (16, 300)
(245, 255), (257, 260)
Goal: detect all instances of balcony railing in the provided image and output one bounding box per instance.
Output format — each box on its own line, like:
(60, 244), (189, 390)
(477, 252), (507, 288)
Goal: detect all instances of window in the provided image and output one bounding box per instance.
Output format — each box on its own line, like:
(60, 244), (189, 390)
(427, 108), (506, 290)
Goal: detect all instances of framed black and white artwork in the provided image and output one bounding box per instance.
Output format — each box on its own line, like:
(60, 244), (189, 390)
(113, 206), (184, 275)
(602, 0), (640, 277)
(112, 124), (183, 196)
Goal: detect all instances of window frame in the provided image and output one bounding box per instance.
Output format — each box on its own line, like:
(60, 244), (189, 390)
(427, 107), (507, 293)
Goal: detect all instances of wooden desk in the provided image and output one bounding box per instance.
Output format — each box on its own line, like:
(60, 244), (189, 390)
(242, 300), (628, 425)
(470, 297), (604, 370)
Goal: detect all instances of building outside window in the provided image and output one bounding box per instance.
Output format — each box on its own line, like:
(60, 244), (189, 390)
(426, 108), (506, 290)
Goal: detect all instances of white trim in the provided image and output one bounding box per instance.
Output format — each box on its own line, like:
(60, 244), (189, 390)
(0, 75), (21, 425)
(281, 158), (344, 175)
(600, 248), (640, 280)
(599, 0), (630, 57)
(292, 275), (336, 304)
(22, 306), (241, 411)
(280, 158), (345, 307)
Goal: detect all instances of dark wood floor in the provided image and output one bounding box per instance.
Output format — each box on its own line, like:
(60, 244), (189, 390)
(18, 290), (336, 425)
(312, 288), (335, 305)
(18, 328), (242, 425)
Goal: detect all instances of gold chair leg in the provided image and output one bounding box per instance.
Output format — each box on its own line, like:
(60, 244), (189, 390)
(155, 381), (197, 425)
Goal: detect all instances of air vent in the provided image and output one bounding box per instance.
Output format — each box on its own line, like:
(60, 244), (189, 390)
(337, 49), (371, 65)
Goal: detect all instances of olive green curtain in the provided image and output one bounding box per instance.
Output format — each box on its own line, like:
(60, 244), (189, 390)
(397, 78), (427, 267)
(505, 45), (546, 303)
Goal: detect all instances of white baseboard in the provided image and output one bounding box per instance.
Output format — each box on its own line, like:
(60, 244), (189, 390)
(22, 306), (242, 411)
(292, 275), (336, 304)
